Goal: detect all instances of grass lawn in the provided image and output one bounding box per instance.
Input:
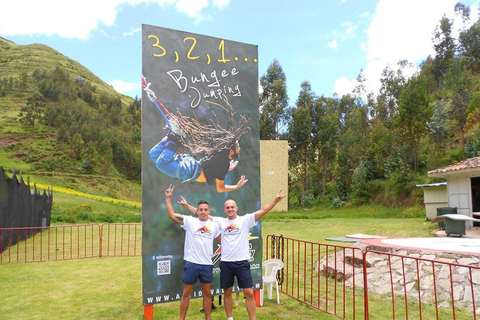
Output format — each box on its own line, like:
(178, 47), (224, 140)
(262, 204), (436, 242)
(0, 256), (339, 320)
(0, 204), (439, 320)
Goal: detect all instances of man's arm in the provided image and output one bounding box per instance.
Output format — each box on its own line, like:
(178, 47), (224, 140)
(177, 195), (214, 220)
(215, 175), (248, 193)
(253, 189), (286, 222)
(177, 195), (197, 215)
(165, 184), (184, 225)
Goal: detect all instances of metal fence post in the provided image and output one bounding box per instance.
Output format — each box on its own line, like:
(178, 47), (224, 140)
(363, 250), (369, 320)
(99, 224), (103, 258)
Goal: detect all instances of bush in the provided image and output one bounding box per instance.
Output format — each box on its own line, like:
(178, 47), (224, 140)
(350, 162), (371, 205)
(331, 196), (344, 208)
(50, 203), (140, 224)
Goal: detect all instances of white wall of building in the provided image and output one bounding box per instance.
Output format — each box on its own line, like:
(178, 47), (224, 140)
(447, 175), (473, 228)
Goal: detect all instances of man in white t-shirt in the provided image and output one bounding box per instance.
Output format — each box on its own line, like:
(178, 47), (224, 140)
(213, 190), (285, 320)
(165, 184), (221, 320)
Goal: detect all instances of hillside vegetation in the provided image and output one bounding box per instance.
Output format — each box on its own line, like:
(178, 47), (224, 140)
(0, 37), (141, 205)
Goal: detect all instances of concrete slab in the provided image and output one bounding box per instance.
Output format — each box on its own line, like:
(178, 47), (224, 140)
(360, 227), (480, 255)
(431, 214), (480, 223)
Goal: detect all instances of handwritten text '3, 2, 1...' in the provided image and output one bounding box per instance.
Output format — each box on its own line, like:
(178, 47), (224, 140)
(146, 35), (258, 66)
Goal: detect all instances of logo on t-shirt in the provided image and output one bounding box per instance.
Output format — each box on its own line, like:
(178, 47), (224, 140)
(224, 223), (239, 234)
(195, 226), (212, 235)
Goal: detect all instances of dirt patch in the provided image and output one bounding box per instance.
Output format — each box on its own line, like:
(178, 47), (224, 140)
(0, 138), (18, 148)
(0, 136), (36, 148)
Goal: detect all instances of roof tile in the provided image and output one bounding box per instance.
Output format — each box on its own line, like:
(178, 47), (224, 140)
(428, 156), (480, 174)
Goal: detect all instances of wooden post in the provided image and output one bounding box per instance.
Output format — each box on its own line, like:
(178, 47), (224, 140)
(144, 304), (154, 320)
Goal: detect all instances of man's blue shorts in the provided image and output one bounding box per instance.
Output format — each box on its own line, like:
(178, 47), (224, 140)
(220, 260), (253, 289)
(183, 261), (213, 284)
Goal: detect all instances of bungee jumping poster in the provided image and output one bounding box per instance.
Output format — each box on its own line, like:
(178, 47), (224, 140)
(141, 24), (261, 304)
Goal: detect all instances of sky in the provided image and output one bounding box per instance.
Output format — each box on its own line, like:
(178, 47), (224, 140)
(1, 0), (479, 104)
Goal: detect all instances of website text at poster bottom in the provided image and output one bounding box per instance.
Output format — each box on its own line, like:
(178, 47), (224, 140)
(145, 283), (262, 304)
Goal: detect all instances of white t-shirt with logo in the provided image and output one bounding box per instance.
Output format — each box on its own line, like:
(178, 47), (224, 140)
(213, 213), (257, 262)
(182, 215), (221, 265)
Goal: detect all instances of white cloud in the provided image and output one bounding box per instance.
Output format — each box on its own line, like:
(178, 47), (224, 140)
(175, 0), (230, 23)
(176, 0), (209, 20)
(213, 0), (230, 8)
(332, 21), (359, 41)
(333, 76), (356, 97)
(327, 39), (338, 50)
(334, 0), (473, 96)
(0, 0), (121, 39)
(341, 21), (358, 39)
(365, 0), (460, 64)
(0, 0), (227, 39)
(360, 41), (367, 52)
(109, 80), (141, 97)
(122, 27), (142, 37)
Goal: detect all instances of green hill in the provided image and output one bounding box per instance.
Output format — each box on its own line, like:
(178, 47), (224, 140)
(0, 37), (141, 206)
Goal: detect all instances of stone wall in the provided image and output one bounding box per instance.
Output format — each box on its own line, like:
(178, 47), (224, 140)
(319, 242), (480, 313)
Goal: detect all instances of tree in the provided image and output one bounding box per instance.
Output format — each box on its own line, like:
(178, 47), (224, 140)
(374, 64), (407, 124)
(432, 16), (456, 85)
(18, 92), (46, 135)
(445, 57), (473, 158)
(259, 59), (289, 139)
(394, 75), (431, 170)
(289, 81), (314, 206)
(19, 72), (28, 91)
(454, 2), (471, 24)
(98, 139), (113, 175)
(310, 96), (339, 197)
(418, 56), (438, 94)
(352, 70), (367, 104)
(336, 94), (369, 198)
(367, 119), (394, 179)
(82, 141), (99, 173)
(458, 19), (480, 71)
(128, 95), (141, 125)
(426, 99), (450, 148)
(72, 133), (84, 161)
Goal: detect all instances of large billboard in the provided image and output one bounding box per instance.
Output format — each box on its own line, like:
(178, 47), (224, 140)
(141, 24), (260, 305)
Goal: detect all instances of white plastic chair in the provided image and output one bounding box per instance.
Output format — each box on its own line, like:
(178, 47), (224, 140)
(260, 258), (284, 306)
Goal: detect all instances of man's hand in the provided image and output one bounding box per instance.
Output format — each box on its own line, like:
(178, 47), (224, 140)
(165, 184), (184, 225)
(253, 189), (286, 222)
(236, 175), (248, 189)
(177, 195), (187, 206)
(177, 195), (197, 215)
(165, 184), (174, 198)
(274, 189), (286, 203)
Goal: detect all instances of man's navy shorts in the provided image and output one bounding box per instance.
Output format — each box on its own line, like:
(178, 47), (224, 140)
(182, 261), (213, 284)
(220, 260), (253, 289)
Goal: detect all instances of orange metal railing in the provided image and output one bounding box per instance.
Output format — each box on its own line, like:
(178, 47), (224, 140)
(0, 223), (142, 263)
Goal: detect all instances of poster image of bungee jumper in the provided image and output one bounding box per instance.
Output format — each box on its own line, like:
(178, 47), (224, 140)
(142, 75), (250, 193)
(141, 24), (262, 307)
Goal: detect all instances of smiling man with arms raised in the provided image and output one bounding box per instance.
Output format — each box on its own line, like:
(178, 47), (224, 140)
(213, 190), (286, 320)
(165, 184), (220, 320)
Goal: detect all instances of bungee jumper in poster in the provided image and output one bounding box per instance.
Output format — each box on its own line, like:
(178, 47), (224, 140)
(143, 75), (251, 193)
